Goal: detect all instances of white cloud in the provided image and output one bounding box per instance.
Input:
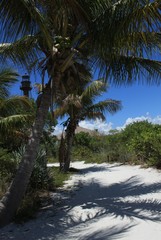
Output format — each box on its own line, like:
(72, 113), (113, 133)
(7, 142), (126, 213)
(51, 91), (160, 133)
(53, 124), (63, 135)
(79, 119), (113, 134)
(150, 115), (161, 124)
(53, 119), (113, 135)
(80, 114), (161, 135)
(53, 114), (161, 136)
(117, 113), (161, 131)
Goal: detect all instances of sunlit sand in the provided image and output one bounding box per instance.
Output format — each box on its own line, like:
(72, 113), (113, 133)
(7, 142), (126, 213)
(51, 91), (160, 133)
(1, 161), (161, 240)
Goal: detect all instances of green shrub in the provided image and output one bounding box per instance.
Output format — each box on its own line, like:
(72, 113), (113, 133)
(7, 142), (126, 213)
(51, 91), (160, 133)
(50, 166), (72, 188)
(72, 121), (161, 168)
(0, 148), (17, 177)
(74, 132), (105, 153)
(0, 148), (18, 197)
(3, 145), (54, 192)
(74, 132), (92, 147)
(29, 148), (53, 190)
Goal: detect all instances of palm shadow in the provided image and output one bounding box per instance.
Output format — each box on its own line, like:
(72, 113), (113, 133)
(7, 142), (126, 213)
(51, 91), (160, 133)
(77, 162), (123, 174)
(72, 176), (161, 221)
(1, 166), (161, 240)
(80, 224), (135, 240)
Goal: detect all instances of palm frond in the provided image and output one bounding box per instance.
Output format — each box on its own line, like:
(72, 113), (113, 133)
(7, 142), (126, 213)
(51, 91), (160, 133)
(82, 111), (106, 121)
(0, 114), (33, 135)
(94, 0), (161, 44)
(106, 55), (161, 86)
(119, 0), (161, 32)
(0, 68), (18, 99)
(0, 96), (34, 117)
(0, 35), (41, 70)
(87, 99), (122, 115)
(81, 80), (107, 101)
(90, 0), (161, 83)
(114, 32), (161, 57)
(0, 0), (52, 49)
(54, 94), (82, 118)
(43, 0), (91, 35)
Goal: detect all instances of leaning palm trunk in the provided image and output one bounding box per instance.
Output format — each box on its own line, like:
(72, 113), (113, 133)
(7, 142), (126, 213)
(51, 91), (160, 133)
(63, 120), (77, 172)
(0, 85), (51, 227)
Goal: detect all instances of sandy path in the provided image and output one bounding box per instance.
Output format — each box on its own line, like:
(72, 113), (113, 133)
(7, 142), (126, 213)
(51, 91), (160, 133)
(1, 162), (161, 240)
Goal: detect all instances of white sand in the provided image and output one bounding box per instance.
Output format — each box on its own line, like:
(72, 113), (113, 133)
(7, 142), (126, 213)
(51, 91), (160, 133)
(1, 161), (161, 240)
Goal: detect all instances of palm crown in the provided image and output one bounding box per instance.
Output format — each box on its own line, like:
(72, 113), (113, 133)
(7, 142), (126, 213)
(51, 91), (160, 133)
(55, 80), (122, 123)
(0, 1), (161, 88)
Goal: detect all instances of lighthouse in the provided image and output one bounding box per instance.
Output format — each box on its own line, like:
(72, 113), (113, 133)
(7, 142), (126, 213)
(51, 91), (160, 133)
(20, 74), (32, 97)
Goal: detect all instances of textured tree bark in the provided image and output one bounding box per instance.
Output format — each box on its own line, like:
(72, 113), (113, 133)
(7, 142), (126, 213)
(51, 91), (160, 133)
(59, 134), (66, 171)
(0, 86), (51, 227)
(63, 120), (77, 172)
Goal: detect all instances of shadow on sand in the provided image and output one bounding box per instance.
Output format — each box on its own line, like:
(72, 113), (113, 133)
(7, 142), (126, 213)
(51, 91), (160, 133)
(1, 164), (161, 240)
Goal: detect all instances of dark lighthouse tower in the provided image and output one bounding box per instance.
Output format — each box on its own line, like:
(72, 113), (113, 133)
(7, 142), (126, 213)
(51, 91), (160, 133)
(20, 74), (32, 97)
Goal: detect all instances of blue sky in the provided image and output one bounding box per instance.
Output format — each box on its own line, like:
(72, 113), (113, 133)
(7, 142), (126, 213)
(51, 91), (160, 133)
(103, 83), (161, 127)
(11, 72), (161, 135)
(78, 83), (161, 134)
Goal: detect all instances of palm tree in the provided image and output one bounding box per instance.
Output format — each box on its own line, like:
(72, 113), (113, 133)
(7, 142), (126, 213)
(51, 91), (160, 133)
(55, 79), (122, 172)
(0, 68), (18, 99)
(0, 0), (161, 226)
(0, 68), (34, 149)
(0, 96), (33, 144)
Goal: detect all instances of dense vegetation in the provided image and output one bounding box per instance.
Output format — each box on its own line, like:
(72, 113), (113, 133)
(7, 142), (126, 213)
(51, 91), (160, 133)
(72, 121), (161, 169)
(2, 119), (161, 202)
(1, 110), (161, 221)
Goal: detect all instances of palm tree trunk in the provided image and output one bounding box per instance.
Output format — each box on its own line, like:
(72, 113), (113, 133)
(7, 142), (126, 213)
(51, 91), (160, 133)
(0, 86), (51, 227)
(59, 134), (66, 171)
(63, 120), (77, 172)
(64, 133), (74, 171)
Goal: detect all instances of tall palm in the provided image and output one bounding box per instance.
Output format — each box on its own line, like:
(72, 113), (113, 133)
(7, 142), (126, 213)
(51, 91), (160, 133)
(55, 79), (122, 172)
(0, 0), (161, 225)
